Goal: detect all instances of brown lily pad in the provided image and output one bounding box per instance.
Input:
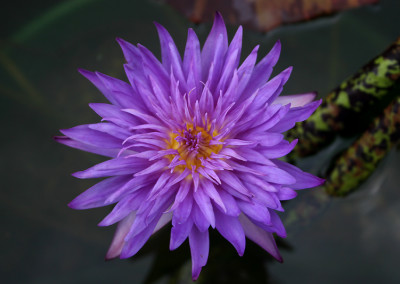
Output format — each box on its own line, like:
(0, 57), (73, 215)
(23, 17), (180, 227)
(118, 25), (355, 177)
(166, 0), (379, 32)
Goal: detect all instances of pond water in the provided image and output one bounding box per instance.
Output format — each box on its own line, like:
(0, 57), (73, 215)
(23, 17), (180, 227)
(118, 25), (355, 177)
(1, 0), (399, 283)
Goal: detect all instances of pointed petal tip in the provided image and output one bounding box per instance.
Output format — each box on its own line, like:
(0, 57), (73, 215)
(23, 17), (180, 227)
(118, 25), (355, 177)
(77, 68), (91, 76)
(192, 273), (200, 281)
(213, 11), (226, 28)
(187, 27), (198, 39)
(235, 25), (243, 37)
(270, 40), (281, 55)
(115, 37), (132, 49)
(154, 21), (168, 36)
(71, 171), (85, 179)
(67, 199), (82, 210)
(316, 177), (326, 186)
(281, 66), (293, 81)
(115, 37), (133, 46)
(105, 250), (120, 261)
(58, 128), (72, 137)
(53, 135), (65, 142)
(104, 255), (114, 261)
(97, 219), (109, 227)
(67, 202), (75, 209)
(119, 251), (130, 259)
(215, 11), (223, 20)
(153, 21), (163, 29)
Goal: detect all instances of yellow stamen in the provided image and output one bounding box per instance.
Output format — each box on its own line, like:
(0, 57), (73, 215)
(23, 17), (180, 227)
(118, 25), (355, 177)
(165, 123), (223, 171)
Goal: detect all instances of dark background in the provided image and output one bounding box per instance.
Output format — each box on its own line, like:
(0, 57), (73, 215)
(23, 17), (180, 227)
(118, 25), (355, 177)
(1, 0), (399, 283)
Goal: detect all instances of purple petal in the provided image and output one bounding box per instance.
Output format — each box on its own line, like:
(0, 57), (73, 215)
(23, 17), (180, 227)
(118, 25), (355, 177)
(237, 200), (271, 226)
(248, 73), (283, 111)
(269, 210), (286, 238)
(218, 171), (252, 198)
(240, 132), (284, 147)
(238, 172), (278, 192)
(72, 157), (144, 179)
(146, 190), (176, 222)
(183, 29), (202, 96)
(192, 203), (211, 232)
(269, 99), (322, 133)
(258, 139), (298, 159)
(224, 138), (256, 146)
(201, 12), (228, 82)
(225, 160), (264, 176)
(273, 160), (325, 189)
(89, 103), (139, 128)
(243, 182), (282, 211)
(249, 163), (296, 185)
(60, 125), (122, 149)
(122, 108), (160, 125)
(120, 213), (161, 258)
(105, 212), (136, 259)
(219, 148), (246, 161)
(134, 159), (169, 176)
(217, 189), (241, 216)
(215, 209), (245, 256)
(215, 26), (242, 93)
(215, 48), (239, 93)
(276, 187), (298, 200)
(98, 189), (148, 226)
(201, 180), (226, 212)
(255, 103), (291, 132)
(237, 45), (259, 97)
(172, 190), (193, 225)
(78, 68), (122, 107)
(273, 92), (316, 107)
(148, 171), (172, 198)
(239, 214), (282, 262)
(88, 123), (131, 140)
(235, 148), (274, 166)
(189, 226), (209, 280)
(155, 22), (186, 88)
(241, 103), (281, 130)
(108, 174), (155, 203)
(170, 218), (193, 250)
(136, 44), (169, 85)
(226, 26), (242, 66)
(265, 66), (293, 104)
(153, 212), (173, 233)
(54, 136), (120, 158)
(116, 37), (141, 64)
(127, 137), (167, 150)
(193, 187), (216, 228)
(124, 64), (158, 113)
(170, 178), (191, 207)
(125, 202), (154, 239)
(241, 40), (281, 99)
(95, 71), (141, 109)
(68, 175), (131, 209)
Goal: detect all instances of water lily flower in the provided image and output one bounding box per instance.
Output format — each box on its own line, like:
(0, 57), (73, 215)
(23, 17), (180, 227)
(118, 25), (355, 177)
(56, 13), (324, 280)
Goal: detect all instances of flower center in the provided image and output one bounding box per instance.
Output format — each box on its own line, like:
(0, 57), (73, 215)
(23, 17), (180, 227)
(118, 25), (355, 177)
(167, 123), (222, 171)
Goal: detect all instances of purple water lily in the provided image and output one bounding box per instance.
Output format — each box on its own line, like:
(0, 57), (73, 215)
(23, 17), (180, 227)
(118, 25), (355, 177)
(56, 13), (324, 280)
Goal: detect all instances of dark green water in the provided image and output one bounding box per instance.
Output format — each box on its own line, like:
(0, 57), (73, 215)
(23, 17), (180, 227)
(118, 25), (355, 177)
(1, 0), (399, 283)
